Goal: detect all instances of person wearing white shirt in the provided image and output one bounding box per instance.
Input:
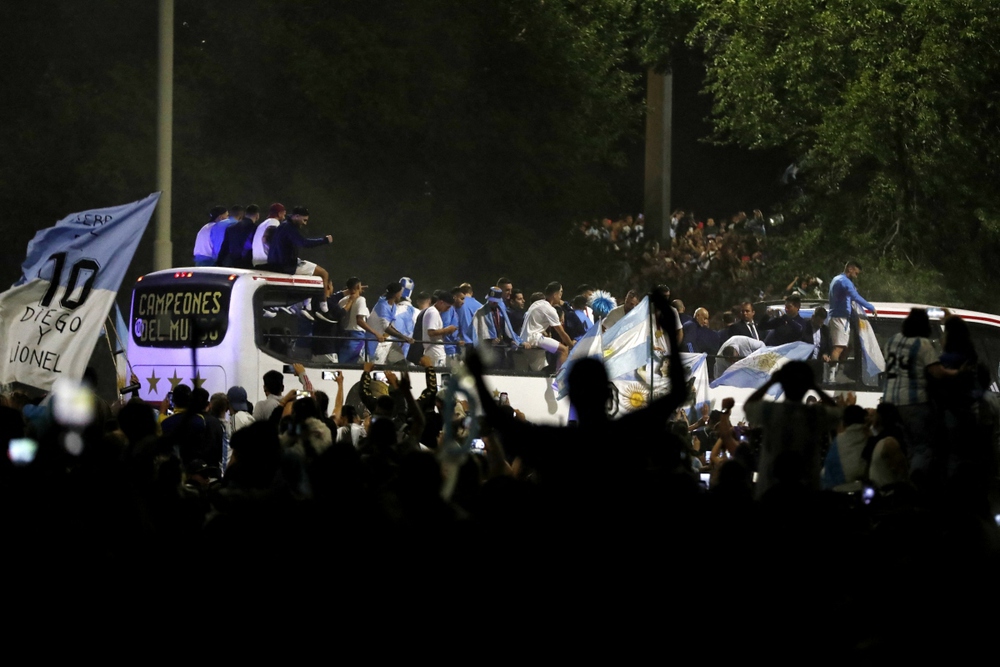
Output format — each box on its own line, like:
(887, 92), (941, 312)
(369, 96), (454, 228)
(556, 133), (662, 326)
(422, 291), (458, 367)
(194, 205), (228, 266)
(338, 277), (373, 363)
(521, 281), (574, 370)
(251, 203), (286, 267)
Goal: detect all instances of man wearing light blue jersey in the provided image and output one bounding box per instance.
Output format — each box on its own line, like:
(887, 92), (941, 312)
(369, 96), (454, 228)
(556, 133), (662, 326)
(386, 278), (422, 364)
(209, 205), (243, 264)
(828, 261), (877, 382)
(365, 282), (413, 362)
(457, 282), (482, 347)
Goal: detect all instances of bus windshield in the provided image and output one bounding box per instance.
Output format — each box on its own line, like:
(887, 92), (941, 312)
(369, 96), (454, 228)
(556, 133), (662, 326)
(131, 274), (233, 348)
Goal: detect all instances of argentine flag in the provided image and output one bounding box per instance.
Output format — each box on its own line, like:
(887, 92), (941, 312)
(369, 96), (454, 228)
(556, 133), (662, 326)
(608, 352), (710, 416)
(0, 193), (159, 389)
(854, 302), (885, 387)
(603, 296), (652, 380)
(710, 341), (816, 396)
(555, 319), (603, 399)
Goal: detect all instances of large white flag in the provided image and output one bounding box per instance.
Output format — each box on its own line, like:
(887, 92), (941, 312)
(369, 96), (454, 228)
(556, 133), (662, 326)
(0, 193), (160, 389)
(554, 319), (604, 399)
(854, 302), (885, 387)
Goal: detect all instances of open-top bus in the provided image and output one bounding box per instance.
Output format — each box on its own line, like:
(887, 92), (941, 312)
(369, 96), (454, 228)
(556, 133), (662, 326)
(128, 267), (573, 423)
(127, 267), (1000, 424)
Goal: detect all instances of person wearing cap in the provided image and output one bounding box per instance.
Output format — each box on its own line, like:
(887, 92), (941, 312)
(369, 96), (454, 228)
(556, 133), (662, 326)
(225, 386), (254, 471)
(252, 203), (286, 267)
(379, 278), (414, 363)
(194, 205), (229, 266)
(227, 386), (254, 433)
(366, 282), (414, 363)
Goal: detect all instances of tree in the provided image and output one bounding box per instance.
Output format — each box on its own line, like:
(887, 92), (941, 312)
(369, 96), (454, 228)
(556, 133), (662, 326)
(1, 0), (650, 296)
(668, 0), (1000, 309)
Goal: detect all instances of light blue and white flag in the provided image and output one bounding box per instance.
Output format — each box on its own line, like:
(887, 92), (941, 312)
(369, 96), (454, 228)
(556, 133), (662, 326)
(854, 302), (885, 387)
(99, 301), (132, 391)
(710, 341), (815, 396)
(682, 352), (711, 418)
(603, 296), (651, 380)
(555, 319), (603, 399)
(609, 352), (709, 417)
(0, 193), (160, 389)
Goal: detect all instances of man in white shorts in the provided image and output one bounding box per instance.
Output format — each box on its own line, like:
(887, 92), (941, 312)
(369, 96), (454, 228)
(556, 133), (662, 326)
(827, 260), (877, 382)
(265, 206), (333, 295)
(521, 281), (575, 370)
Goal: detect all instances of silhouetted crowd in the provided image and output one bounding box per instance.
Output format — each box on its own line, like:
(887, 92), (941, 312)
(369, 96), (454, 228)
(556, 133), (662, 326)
(3, 291), (999, 650)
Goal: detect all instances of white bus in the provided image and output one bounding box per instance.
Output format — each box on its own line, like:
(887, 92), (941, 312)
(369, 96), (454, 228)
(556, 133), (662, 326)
(127, 267), (574, 423)
(728, 300), (1000, 413)
(127, 268), (1000, 425)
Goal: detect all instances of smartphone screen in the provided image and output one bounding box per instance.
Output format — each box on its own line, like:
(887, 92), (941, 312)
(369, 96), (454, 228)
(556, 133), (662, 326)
(8, 438), (38, 465)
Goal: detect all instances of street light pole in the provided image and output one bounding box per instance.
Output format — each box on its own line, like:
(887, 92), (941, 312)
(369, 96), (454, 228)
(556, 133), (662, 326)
(154, 0), (174, 271)
(644, 69), (673, 242)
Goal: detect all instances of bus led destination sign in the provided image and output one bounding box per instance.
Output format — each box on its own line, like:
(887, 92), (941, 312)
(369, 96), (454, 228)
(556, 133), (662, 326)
(132, 287), (230, 347)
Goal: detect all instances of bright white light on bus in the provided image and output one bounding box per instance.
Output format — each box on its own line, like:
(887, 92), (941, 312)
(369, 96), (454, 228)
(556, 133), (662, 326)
(228, 275), (236, 281)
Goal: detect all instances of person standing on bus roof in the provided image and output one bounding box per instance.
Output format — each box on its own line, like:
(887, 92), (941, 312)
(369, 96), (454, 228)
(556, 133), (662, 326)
(265, 206), (334, 299)
(194, 205), (228, 266)
(828, 260), (877, 383)
(252, 203), (286, 267)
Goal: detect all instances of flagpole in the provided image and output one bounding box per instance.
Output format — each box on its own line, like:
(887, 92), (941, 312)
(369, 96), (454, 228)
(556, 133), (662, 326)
(154, 0), (174, 271)
(648, 296), (654, 407)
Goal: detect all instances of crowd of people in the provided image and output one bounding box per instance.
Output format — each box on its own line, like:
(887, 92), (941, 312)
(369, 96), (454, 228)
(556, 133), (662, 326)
(3, 287), (998, 646)
(2, 203), (997, 643)
(576, 208), (773, 317)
